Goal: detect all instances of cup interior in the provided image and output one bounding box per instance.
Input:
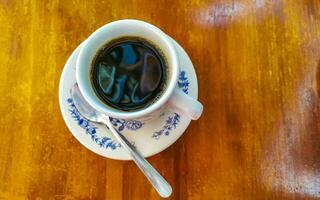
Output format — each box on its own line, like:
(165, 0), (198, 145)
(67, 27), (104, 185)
(76, 19), (178, 119)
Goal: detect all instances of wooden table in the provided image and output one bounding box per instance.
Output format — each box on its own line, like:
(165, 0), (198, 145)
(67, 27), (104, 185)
(1, 0), (320, 199)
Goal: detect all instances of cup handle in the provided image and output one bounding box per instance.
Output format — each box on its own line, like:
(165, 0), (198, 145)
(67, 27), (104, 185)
(167, 88), (203, 120)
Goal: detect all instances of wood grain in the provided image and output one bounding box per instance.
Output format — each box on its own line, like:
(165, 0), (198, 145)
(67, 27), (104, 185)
(1, 0), (320, 199)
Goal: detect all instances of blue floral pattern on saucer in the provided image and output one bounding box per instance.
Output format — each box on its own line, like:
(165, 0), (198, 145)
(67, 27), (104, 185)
(67, 98), (143, 150)
(67, 98), (120, 149)
(152, 113), (180, 139)
(178, 71), (189, 94)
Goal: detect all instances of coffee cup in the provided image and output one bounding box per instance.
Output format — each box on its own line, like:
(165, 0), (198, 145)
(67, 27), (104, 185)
(76, 19), (203, 122)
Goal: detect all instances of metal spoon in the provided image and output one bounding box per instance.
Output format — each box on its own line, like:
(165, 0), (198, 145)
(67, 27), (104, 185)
(71, 84), (172, 198)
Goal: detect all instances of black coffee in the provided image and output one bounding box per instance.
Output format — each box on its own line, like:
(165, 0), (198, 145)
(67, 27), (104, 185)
(91, 37), (167, 111)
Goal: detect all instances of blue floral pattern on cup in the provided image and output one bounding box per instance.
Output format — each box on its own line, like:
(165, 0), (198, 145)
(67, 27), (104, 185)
(152, 70), (189, 139)
(110, 118), (143, 132)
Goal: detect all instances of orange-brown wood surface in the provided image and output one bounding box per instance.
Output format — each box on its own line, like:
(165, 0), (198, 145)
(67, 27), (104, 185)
(1, 0), (320, 199)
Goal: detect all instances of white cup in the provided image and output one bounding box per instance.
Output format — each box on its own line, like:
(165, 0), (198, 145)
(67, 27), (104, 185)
(76, 19), (203, 122)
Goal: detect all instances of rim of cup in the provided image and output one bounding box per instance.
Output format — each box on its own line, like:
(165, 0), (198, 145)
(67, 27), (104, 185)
(76, 19), (179, 119)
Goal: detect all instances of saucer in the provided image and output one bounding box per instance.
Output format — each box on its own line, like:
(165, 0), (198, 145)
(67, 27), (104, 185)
(59, 37), (198, 160)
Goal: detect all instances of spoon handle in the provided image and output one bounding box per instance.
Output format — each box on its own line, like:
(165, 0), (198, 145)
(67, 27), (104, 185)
(102, 117), (172, 198)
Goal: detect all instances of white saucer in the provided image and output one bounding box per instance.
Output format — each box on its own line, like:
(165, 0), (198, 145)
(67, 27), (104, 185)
(59, 37), (198, 160)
